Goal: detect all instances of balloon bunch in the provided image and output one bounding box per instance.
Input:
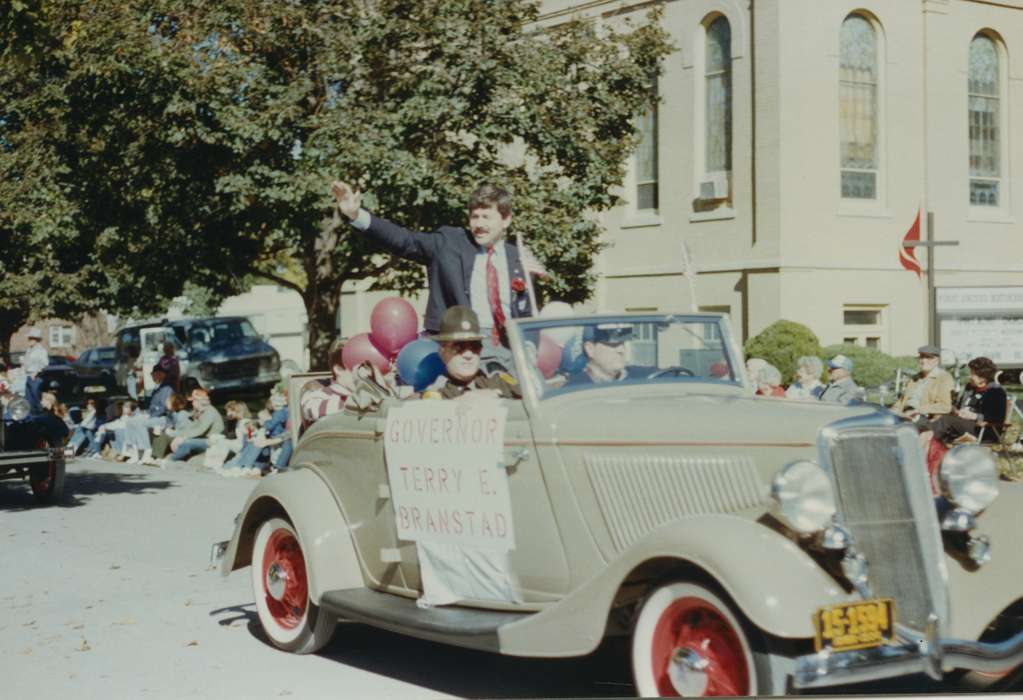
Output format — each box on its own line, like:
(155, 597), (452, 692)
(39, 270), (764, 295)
(341, 297), (446, 391)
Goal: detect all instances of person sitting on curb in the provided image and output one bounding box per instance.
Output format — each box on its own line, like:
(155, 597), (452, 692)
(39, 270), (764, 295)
(223, 392), (289, 476)
(162, 388), (225, 467)
(421, 307), (520, 400)
(891, 344), (954, 428)
(122, 366), (176, 464)
(818, 354), (866, 403)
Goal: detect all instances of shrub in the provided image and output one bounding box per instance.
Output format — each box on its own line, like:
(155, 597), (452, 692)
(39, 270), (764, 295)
(821, 343), (918, 389)
(744, 320), (822, 383)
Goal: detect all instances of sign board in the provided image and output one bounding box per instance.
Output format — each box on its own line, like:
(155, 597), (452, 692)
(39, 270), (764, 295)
(937, 287), (1023, 367)
(939, 317), (1023, 366)
(936, 287), (1023, 314)
(383, 400), (515, 551)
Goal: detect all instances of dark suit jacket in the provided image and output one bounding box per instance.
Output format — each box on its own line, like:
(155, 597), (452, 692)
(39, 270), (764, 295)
(361, 214), (534, 332)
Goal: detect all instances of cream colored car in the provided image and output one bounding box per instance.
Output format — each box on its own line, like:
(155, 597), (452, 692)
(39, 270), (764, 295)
(216, 312), (1023, 696)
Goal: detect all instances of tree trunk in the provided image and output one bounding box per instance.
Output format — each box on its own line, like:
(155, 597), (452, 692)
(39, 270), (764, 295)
(0, 309), (29, 366)
(304, 284), (341, 372)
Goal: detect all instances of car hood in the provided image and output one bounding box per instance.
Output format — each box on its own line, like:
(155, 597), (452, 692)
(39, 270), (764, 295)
(541, 388), (884, 446)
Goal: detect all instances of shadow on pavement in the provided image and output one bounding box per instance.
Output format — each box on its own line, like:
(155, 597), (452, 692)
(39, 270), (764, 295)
(208, 602), (635, 698)
(0, 467), (177, 512)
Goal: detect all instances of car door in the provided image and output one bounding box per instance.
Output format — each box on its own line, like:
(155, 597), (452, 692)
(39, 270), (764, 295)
(74, 350), (95, 380)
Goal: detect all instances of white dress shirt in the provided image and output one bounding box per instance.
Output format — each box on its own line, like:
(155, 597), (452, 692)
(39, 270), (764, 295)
(470, 243), (511, 333)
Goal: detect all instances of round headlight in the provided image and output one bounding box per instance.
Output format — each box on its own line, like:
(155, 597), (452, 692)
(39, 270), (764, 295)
(939, 444), (999, 515)
(771, 460), (837, 535)
(9, 397), (31, 422)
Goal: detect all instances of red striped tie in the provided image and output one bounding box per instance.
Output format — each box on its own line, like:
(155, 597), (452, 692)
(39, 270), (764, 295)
(486, 247), (505, 345)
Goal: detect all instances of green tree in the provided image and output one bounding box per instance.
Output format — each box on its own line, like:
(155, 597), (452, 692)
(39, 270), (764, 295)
(2, 1), (673, 369)
(744, 320), (823, 383)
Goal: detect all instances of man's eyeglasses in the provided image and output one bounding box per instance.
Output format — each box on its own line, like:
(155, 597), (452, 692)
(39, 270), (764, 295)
(451, 341), (484, 355)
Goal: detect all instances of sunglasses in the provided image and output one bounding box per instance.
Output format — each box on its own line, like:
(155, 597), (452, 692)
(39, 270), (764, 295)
(451, 341), (484, 355)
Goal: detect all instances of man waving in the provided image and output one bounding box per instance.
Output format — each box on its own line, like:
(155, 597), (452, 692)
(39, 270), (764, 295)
(331, 180), (535, 351)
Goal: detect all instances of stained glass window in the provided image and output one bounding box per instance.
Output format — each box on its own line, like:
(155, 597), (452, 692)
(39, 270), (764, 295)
(706, 17), (732, 177)
(969, 35), (1000, 207)
(839, 15), (878, 200)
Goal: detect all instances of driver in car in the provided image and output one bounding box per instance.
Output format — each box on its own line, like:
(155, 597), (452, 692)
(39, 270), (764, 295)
(565, 324), (641, 385)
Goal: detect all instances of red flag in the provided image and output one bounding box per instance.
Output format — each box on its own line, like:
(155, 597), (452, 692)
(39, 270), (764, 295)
(899, 210), (922, 279)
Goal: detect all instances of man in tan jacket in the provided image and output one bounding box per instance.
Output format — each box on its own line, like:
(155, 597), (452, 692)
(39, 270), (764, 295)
(892, 345), (954, 424)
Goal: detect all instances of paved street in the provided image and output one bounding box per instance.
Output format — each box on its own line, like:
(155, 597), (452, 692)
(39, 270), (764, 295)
(1, 456), (1012, 699)
(0, 457), (636, 700)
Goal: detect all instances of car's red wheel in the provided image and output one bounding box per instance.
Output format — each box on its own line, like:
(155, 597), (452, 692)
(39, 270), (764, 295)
(632, 582), (759, 697)
(251, 517), (336, 653)
(30, 439), (65, 504)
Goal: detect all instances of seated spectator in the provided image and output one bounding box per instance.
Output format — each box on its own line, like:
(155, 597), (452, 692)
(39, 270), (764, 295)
(785, 356), (825, 400)
(122, 366), (176, 464)
(301, 340), (352, 424)
(163, 388), (225, 466)
(69, 397), (107, 456)
(819, 355), (865, 403)
(224, 392), (289, 476)
(929, 356), (1007, 444)
(146, 393), (191, 463)
(756, 364), (786, 397)
(892, 345), (954, 427)
(421, 307), (520, 399)
(745, 357), (768, 393)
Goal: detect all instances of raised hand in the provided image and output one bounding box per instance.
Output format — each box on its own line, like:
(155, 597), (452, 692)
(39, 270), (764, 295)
(331, 180), (362, 220)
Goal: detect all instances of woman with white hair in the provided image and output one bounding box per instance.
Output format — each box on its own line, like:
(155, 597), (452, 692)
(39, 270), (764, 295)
(786, 355), (825, 399)
(756, 364), (786, 397)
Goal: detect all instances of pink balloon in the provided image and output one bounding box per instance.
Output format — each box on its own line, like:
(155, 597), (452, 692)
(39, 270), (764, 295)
(369, 297), (419, 356)
(536, 334), (562, 379)
(342, 333), (390, 373)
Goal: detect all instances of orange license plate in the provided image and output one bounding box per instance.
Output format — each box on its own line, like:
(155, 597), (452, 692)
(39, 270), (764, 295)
(813, 599), (895, 652)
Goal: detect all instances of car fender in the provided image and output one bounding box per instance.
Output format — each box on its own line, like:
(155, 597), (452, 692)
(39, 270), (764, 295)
(500, 514), (852, 656)
(944, 481), (1023, 641)
(220, 465), (364, 601)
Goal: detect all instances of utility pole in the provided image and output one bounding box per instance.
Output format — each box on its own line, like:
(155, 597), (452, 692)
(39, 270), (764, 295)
(904, 212), (958, 345)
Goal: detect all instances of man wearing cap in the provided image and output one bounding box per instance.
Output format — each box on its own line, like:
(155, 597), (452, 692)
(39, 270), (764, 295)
(421, 307), (521, 400)
(892, 345), (953, 423)
(819, 354), (866, 403)
(330, 181), (535, 353)
(165, 388), (225, 465)
(21, 327), (49, 414)
(565, 324), (641, 386)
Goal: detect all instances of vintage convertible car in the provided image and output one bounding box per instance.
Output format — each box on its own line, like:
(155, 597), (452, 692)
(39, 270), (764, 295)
(0, 395), (70, 503)
(217, 312), (1023, 695)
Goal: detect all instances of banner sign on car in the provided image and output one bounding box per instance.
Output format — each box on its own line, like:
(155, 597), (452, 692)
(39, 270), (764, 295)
(383, 399), (515, 551)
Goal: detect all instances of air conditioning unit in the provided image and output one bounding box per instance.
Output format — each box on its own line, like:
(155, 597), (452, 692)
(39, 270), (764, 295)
(699, 172), (730, 201)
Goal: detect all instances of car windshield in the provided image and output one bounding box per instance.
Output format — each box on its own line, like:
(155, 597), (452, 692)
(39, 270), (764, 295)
(514, 314), (740, 399)
(48, 356), (70, 365)
(96, 348), (116, 362)
(187, 319), (259, 348)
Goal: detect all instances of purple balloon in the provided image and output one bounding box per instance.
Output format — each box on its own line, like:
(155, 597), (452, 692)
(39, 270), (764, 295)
(370, 297), (419, 356)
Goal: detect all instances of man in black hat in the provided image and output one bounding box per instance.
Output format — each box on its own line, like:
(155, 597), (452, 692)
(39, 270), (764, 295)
(421, 307), (521, 400)
(565, 324), (640, 386)
(892, 344), (953, 423)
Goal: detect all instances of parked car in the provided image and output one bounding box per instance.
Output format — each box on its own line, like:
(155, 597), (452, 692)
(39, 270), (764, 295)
(0, 394), (70, 503)
(216, 312), (1023, 696)
(73, 345), (118, 396)
(113, 316), (281, 398)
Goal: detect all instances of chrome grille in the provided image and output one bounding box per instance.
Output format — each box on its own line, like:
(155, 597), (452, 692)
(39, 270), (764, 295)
(828, 427), (940, 633)
(213, 358), (261, 380)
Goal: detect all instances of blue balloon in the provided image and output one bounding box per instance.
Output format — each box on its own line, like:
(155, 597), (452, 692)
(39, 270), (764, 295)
(396, 339), (446, 392)
(560, 333), (587, 374)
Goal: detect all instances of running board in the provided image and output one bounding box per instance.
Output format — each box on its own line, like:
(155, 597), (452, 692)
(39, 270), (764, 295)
(319, 587), (533, 652)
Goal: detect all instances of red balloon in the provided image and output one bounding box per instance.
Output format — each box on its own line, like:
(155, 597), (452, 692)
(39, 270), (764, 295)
(342, 332), (390, 373)
(369, 297), (419, 356)
(536, 334), (562, 379)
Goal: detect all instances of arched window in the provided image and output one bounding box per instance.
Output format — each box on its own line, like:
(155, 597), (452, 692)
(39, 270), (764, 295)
(969, 34), (1001, 207)
(705, 16), (732, 188)
(839, 14), (879, 200)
